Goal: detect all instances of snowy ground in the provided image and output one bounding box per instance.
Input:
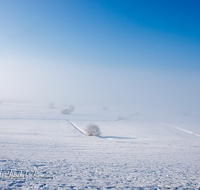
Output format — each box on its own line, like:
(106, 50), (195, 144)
(0, 103), (200, 189)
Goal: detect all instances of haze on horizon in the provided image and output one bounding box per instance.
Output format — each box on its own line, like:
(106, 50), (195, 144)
(0, 0), (200, 113)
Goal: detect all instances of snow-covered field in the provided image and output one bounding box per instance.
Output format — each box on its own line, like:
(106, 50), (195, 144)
(0, 103), (200, 189)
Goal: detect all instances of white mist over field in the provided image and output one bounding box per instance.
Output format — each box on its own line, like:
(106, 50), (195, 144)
(1, 61), (200, 113)
(0, 87), (200, 188)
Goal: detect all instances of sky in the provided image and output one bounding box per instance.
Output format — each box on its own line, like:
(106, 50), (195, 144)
(0, 0), (200, 111)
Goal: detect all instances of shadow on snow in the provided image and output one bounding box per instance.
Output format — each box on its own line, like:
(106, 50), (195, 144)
(100, 136), (136, 139)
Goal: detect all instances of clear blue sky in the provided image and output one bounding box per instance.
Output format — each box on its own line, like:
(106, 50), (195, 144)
(0, 0), (200, 107)
(1, 0), (200, 71)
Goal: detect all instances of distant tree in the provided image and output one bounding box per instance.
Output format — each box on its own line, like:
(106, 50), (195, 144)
(61, 108), (71, 114)
(61, 105), (75, 114)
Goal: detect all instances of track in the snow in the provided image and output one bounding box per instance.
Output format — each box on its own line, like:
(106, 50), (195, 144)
(160, 123), (200, 138)
(68, 120), (86, 135)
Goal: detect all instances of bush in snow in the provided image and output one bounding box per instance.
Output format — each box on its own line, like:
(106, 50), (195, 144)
(103, 106), (108, 111)
(61, 105), (75, 114)
(61, 108), (71, 114)
(84, 124), (101, 136)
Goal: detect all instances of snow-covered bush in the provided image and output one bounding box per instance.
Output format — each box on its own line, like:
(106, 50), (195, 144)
(85, 124), (101, 136)
(61, 108), (71, 114)
(61, 105), (75, 114)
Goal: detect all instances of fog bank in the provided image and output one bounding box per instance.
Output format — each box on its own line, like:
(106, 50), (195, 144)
(0, 62), (199, 113)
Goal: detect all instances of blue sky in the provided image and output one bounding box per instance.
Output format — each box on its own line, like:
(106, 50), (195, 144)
(1, 0), (200, 70)
(0, 0), (200, 108)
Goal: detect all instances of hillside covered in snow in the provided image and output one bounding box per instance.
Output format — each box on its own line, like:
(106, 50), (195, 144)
(0, 102), (200, 189)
